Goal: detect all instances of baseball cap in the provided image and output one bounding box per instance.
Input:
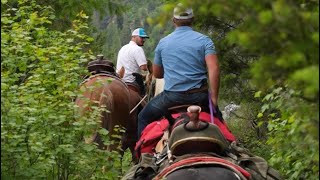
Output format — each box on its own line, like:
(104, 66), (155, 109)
(173, 3), (194, 20)
(132, 28), (149, 38)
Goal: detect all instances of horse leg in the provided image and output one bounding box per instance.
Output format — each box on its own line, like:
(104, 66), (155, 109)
(124, 90), (143, 163)
(120, 116), (138, 163)
(120, 132), (138, 163)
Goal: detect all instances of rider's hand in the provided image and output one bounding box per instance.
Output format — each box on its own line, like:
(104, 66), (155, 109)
(214, 106), (223, 120)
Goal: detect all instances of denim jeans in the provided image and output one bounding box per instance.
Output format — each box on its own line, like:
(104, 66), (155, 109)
(137, 90), (209, 138)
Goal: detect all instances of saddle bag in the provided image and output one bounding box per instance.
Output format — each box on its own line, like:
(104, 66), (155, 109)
(134, 119), (169, 159)
(226, 141), (283, 180)
(134, 113), (189, 159)
(121, 153), (158, 180)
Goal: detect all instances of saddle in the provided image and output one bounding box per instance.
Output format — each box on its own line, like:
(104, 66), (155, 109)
(81, 54), (130, 89)
(170, 106), (229, 155)
(87, 54), (116, 75)
(122, 105), (282, 180)
(127, 82), (142, 95)
(123, 105), (282, 180)
(168, 119), (229, 157)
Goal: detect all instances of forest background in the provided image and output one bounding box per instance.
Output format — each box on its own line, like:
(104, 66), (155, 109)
(1, 0), (319, 179)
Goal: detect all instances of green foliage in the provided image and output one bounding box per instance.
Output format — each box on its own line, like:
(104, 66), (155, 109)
(151, 0), (319, 179)
(172, 1), (319, 179)
(89, 0), (173, 61)
(227, 102), (272, 159)
(3, 0), (318, 179)
(39, 0), (126, 30)
(257, 87), (319, 179)
(1, 0), (127, 30)
(1, 0), (125, 179)
(107, 0), (318, 178)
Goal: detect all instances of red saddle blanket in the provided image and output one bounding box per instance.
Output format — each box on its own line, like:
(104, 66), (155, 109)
(135, 112), (236, 159)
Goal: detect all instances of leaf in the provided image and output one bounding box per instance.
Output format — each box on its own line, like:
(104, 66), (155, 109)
(98, 128), (109, 136)
(273, 87), (282, 94)
(311, 32), (319, 44)
(254, 91), (261, 98)
(258, 10), (273, 24)
(263, 93), (273, 101)
(257, 121), (264, 127)
(261, 104), (269, 113)
(267, 123), (275, 131)
(268, 113), (276, 118)
(83, 144), (95, 152)
(66, 38), (74, 43)
(288, 115), (295, 124)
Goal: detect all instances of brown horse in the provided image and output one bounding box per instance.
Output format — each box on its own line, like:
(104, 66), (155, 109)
(126, 104), (282, 180)
(124, 104), (249, 180)
(123, 66), (282, 179)
(75, 55), (144, 161)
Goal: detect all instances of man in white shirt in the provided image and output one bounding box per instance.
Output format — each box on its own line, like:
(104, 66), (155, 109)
(116, 28), (149, 95)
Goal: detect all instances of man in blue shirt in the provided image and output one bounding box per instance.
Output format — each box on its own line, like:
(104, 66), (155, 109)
(137, 4), (221, 138)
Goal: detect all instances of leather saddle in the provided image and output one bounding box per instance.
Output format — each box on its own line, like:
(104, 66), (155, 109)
(87, 55), (116, 75)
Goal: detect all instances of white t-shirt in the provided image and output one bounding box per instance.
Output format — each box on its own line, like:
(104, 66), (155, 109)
(116, 41), (147, 83)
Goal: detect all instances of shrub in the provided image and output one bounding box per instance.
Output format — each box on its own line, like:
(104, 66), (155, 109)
(1, 0), (124, 179)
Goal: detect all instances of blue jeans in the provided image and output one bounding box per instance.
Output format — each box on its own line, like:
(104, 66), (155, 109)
(137, 90), (208, 138)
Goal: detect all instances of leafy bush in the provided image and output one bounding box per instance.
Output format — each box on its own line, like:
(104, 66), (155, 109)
(226, 101), (272, 160)
(182, 1), (319, 179)
(256, 87), (319, 179)
(1, 0), (125, 179)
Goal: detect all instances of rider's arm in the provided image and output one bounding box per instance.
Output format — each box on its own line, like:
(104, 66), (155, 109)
(140, 64), (148, 71)
(205, 54), (220, 107)
(140, 64), (149, 80)
(153, 64), (164, 78)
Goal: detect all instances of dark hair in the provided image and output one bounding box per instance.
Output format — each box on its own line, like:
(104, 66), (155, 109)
(173, 17), (194, 26)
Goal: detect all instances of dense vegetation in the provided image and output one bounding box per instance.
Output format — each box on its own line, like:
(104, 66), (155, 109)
(1, 0), (318, 179)
(1, 1), (127, 179)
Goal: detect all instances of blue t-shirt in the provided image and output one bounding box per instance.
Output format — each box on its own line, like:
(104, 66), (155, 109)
(154, 26), (216, 91)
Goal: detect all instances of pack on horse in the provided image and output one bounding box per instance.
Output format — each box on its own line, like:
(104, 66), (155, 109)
(122, 79), (282, 180)
(75, 55), (146, 161)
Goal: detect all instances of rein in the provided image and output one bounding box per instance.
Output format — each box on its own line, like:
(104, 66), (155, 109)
(129, 94), (147, 114)
(208, 90), (216, 124)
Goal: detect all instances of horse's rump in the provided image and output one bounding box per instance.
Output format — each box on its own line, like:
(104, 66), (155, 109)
(75, 73), (130, 148)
